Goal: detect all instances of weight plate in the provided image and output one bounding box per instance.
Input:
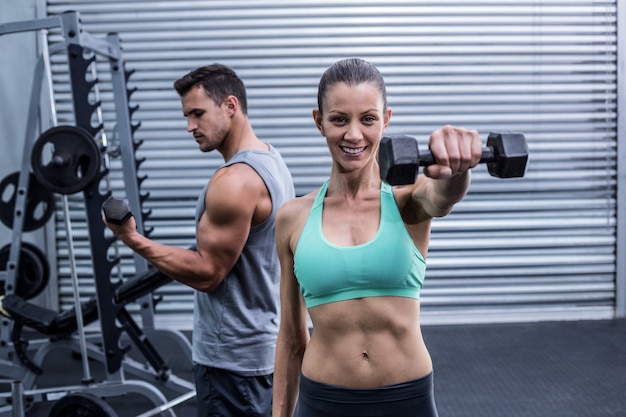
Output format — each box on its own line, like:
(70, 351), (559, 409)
(0, 242), (50, 300)
(31, 125), (102, 195)
(0, 171), (55, 231)
(49, 392), (119, 417)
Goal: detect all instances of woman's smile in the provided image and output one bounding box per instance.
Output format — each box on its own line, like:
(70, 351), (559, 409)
(341, 145), (367, 155)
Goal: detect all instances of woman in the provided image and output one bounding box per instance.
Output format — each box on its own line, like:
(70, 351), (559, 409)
(272, 58), (483, 417)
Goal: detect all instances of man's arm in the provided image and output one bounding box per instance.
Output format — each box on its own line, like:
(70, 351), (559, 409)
(104, 163), (268, 292)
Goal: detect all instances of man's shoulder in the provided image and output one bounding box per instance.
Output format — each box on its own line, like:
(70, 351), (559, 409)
(208, 163), (266, 196)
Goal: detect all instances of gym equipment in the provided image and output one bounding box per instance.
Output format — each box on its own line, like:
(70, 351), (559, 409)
(0, 266), (192, 415)
(0, 243), (49, 300)
(0, 265), (173, 375)
(30, 125), (102, 195)
(0, 294), (100, 375)
(48, 392), (119, 417)
(0, 171), (54, 231)
(0, 11), (194, 417)
(379, 131), (528, 186)
(102, 196), (133, 225)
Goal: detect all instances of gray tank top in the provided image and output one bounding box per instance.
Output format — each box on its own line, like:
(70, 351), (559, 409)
(192, 145), (294, 376)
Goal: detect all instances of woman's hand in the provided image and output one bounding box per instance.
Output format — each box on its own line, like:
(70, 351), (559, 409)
(422, 125), (483, 180)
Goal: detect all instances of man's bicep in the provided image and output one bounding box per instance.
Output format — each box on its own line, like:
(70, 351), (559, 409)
(196, 176), (255, 274)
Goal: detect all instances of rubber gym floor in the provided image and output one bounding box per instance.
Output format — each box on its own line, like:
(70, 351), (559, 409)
(7, 318), (626, 416)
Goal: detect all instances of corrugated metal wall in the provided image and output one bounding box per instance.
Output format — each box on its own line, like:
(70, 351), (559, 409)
(45, 0), (618, 328)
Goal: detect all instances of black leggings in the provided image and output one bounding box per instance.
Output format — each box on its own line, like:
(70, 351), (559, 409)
(294, 372), (439, 417)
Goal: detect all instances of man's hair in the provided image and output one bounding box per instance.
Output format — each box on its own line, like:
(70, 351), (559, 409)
(174, 63), (248, 115)
(317, 58), (387, 114)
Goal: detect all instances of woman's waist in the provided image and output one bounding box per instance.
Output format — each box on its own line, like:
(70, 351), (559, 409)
(299, 370), (435, 401)
(302, 329), (432, 388)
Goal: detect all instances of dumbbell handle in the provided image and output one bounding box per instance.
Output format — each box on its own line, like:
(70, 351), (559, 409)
(102, 196), (133, 225)
(416, 147), (496, 167)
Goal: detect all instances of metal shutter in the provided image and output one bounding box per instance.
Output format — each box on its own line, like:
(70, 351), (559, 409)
(45, 0), (618, 328)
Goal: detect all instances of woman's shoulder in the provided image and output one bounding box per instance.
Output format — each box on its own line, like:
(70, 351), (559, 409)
(281, 190), (316, 214)
(277, 189), (318, 226)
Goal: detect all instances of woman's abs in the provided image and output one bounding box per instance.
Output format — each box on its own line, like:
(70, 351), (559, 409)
(302, 297), (433, 388)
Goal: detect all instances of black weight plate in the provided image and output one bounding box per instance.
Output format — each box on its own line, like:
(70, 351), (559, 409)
(31, 125), (101, 195)
(0, 242), (50, 300)
(0, 171), (55, 231)
(49, 392), (119, 417)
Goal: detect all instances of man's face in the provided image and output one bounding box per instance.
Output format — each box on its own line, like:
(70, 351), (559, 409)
(181, 85), (230, 153)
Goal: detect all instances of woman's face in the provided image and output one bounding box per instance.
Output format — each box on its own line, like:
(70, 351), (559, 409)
(314, 81), (391, 175)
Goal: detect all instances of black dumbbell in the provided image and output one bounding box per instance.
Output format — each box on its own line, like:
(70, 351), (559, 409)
(378, 131), (528, 186)
(102, 196), (133, 225)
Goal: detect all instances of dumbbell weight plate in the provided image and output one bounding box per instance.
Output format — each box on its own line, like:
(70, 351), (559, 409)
(0, 242), (50, 300)
(486, 132), (529, 178)
(378, 134), (419, 186)
(102, 196), (133, 225)
(48, 392), (119, 417)
(30, 125), (102, 195)
(0, 171), (55, 231)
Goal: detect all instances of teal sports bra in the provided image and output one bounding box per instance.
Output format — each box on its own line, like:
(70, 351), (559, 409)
(293, 180), (426, 308)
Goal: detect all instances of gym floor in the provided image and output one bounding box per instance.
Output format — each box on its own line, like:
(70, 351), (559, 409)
(7, 318), (626, 416)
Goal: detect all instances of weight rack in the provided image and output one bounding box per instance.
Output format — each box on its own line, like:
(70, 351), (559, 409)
(0, 11), (194, 416)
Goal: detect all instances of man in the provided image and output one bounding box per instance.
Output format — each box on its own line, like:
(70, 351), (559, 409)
(104, 63), (295, 417)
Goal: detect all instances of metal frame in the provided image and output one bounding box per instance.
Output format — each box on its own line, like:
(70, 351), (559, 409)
(0, 11), (194, 416)
(616, 0), (625, 318)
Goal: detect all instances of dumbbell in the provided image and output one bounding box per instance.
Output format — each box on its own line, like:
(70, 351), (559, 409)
(378, 132), (528, 186)
(102, 196), (133, 225)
